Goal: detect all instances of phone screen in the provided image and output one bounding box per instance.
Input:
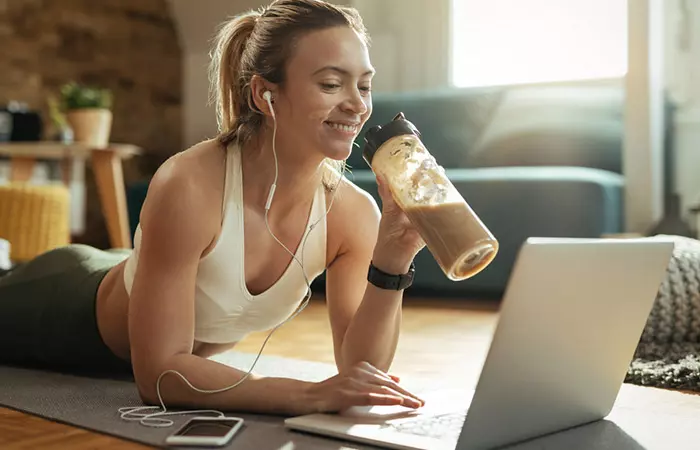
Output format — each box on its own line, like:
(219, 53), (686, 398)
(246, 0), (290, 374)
(174, 418), (243, 437)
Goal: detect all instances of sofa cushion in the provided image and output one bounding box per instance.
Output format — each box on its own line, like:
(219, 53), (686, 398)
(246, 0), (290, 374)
(467, 83), (624, 173)
(468, 113), (623, 173)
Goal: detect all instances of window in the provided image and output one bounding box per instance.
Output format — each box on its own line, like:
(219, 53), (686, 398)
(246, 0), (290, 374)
(451, 0), (628, 87)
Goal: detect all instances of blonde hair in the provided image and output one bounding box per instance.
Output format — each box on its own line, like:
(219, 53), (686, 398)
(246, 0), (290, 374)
(208, 0), (369, 190)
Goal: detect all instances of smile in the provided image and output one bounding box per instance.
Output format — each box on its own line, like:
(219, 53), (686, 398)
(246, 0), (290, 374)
(325, 121), (359, 135)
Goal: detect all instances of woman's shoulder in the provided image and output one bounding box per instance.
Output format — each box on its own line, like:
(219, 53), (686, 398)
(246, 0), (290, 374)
(152, 139), (226, 187)
(327, 174), (381, 233)
(140, 139), (228, 233)
(323, 173), (381, 264)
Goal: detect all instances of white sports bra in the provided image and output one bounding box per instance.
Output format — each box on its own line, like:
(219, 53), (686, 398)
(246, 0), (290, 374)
(122, 143), (328, 343)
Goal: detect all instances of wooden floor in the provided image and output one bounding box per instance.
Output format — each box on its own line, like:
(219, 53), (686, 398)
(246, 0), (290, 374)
(0, 296), (500, 449)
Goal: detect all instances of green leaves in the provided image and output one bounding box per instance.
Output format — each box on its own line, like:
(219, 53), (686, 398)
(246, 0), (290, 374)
(60, 82), (113, 110)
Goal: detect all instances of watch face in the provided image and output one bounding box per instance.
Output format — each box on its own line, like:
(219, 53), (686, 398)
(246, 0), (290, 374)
(402, 272), (414, 288)
(404, 263), (416, 287)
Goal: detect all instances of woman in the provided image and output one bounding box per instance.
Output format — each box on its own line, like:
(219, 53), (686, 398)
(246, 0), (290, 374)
(0, 0), (426, 416)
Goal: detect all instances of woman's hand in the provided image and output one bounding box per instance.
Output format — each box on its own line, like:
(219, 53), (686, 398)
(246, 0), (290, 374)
(302, 361), (425, 414)
(372, 174), (426, 274)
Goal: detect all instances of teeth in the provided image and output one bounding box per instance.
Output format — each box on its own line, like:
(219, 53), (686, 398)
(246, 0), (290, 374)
(328, 122), (356, 133)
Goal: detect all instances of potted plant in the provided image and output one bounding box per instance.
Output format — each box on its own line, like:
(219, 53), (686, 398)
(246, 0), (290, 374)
(60, 82), (113, 148)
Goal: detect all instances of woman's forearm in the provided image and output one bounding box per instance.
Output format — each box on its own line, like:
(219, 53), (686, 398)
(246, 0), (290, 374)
(136, 353), (314, 416)
(340, 255), (412, 373)
(340, 284), (403, 372)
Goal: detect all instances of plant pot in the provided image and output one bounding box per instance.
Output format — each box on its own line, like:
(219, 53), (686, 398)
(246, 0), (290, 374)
(66, 108), (112, 148)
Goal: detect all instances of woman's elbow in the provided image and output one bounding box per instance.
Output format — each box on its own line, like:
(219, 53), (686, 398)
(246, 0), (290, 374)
(132, 353), (188, 405)
(134, 369), (160, 405)
(132, 357), (167, 405)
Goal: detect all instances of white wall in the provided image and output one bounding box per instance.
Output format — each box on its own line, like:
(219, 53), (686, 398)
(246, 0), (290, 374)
(168, 0), (275, 147)
(350, 0), (451, 92)
(623, 0), (666, 233)
(664, 0), (699, 108)
(168, 0), (353, 147)
(664, 0), (700, 222)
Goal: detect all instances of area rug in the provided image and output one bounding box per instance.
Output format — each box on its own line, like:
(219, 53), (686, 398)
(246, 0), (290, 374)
(625, 235), (700, 392)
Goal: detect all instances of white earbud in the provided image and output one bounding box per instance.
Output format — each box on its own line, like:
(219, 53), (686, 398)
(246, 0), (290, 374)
(264, 89), (277, 210)
(263, 90), (275, 122)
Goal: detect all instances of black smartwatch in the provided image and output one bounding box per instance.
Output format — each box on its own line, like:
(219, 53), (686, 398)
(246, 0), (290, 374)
(367, 261), (416, 290)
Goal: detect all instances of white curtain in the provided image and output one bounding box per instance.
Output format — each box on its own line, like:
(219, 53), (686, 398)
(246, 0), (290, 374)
(351, 0), (452, 93)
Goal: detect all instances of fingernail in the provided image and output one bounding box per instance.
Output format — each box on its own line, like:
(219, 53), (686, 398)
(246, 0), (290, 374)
(407, 398), (421, 408)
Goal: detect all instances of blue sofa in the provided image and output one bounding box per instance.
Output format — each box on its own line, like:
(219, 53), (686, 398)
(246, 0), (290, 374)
(340, 79), (628, 297)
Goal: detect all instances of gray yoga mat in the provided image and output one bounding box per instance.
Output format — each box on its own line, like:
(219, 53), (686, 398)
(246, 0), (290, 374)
(3, 351), (700, 450)
(0, 352), (382, 449)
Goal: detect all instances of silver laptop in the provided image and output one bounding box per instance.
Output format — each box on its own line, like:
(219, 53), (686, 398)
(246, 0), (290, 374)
(284, 237), (675, 450)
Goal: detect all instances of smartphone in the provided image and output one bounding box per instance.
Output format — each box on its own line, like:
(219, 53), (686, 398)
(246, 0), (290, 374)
(165, 416), (244, 447)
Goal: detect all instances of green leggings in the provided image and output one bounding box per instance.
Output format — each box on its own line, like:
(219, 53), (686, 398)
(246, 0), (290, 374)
(0, 244), (133, 375)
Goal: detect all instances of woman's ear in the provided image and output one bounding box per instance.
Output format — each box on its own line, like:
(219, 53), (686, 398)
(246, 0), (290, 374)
(250, 75), (276, 116)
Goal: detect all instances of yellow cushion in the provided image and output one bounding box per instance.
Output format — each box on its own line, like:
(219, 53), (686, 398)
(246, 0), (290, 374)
(0, 183), (70, 262)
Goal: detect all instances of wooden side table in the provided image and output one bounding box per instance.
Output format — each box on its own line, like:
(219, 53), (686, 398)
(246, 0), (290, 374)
(0, 142), (141, 249)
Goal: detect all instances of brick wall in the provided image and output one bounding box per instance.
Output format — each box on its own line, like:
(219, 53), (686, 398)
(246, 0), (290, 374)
(0, 0), (182, 247)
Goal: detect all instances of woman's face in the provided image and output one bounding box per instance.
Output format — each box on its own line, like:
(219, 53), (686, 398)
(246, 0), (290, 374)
(273, 26), (374, 163)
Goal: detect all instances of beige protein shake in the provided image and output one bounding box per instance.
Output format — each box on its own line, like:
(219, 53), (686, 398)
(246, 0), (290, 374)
(363, 113), (498, 281)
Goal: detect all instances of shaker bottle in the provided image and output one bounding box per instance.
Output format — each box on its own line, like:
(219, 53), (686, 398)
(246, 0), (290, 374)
(362, 112), (498, 281)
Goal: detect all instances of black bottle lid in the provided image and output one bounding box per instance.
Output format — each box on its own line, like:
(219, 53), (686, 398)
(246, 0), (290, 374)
(362, 112), (421, 166)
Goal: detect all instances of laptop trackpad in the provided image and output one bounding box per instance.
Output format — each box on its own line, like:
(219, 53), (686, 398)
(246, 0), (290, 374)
(339, 388), (474, 421)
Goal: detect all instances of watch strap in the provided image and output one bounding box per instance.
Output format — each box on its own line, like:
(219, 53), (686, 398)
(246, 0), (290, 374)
(367, 261), (415, 290)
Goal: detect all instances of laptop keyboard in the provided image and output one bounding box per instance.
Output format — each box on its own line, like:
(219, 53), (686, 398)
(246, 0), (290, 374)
(384, 412), (466, 440)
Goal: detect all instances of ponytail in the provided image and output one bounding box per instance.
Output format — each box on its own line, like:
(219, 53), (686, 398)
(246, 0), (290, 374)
(208, 11), (260, 145)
